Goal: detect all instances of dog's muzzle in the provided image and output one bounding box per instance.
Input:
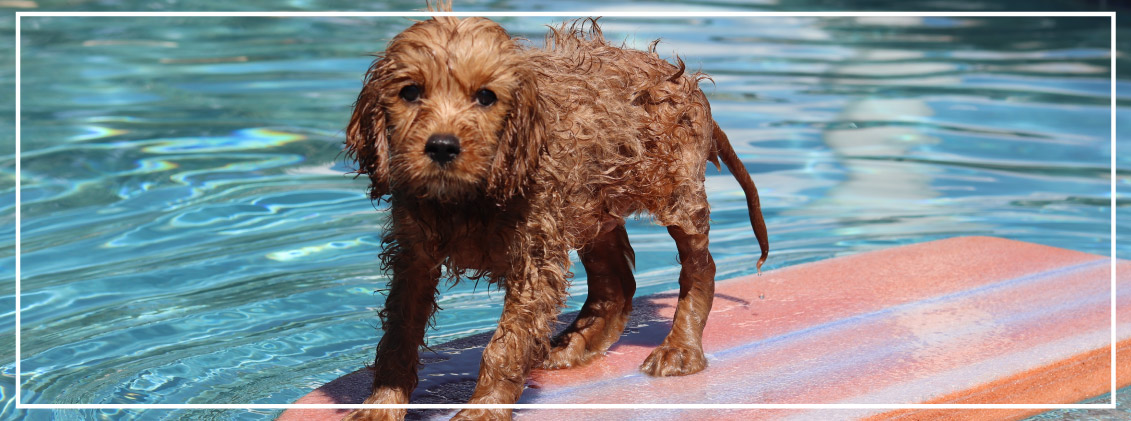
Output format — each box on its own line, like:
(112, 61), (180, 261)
(424, 134), (461, 165)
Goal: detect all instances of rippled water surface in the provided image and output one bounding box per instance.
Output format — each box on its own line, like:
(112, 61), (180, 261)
(5, 1), (1129, 420)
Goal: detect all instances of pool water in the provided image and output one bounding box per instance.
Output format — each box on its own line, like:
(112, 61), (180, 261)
(5, 1), (1129, 420)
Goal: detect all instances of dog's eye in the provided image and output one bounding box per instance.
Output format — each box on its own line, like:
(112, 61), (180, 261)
(475, 88), (497, 106)
(399, 84), (422, 102)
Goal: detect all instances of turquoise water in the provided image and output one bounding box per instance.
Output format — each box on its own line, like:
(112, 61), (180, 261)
(4, 2), (1130, 420)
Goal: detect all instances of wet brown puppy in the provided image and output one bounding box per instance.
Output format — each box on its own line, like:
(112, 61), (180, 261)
(344, 12), (768, 421)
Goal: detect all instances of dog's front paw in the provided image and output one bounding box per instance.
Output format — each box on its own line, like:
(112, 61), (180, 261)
(343, 388), (408, 421)
(451, 408), (511, 421)
(640, 343), (707, 377)
(342, 407), (405, 421)
(543, 332), (596, 369)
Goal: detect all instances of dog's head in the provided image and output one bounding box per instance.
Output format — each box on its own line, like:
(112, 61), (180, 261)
(347, 16), (545, 204)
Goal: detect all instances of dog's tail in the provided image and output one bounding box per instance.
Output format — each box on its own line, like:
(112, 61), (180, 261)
(712, 121), (770, 273)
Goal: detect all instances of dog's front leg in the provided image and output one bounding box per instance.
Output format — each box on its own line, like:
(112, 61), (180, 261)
(346, 242), (442, 421)
(452, 260), (567, 420)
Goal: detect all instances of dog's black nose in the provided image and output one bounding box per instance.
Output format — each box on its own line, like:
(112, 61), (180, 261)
(424, 134), (461, 165)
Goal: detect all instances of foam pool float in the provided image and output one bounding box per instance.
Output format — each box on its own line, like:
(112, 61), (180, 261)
(280, 236), (1128, 420)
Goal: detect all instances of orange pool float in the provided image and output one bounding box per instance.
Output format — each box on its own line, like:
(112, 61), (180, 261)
(280, 236), (1128, 420)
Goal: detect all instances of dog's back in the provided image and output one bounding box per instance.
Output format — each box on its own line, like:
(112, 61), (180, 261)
(522, 19), (726, 242)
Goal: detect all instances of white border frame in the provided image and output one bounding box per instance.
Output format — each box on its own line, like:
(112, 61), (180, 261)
(13, 10), (1119, 412)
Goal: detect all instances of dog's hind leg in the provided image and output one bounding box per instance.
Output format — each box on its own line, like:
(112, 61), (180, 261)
(544, 222), (637, 369)
(640, 207), (715, 377)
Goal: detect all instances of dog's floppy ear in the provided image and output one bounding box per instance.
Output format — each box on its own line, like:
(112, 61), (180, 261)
(488, 67), (546, 202)
(346, 58), (392, 199)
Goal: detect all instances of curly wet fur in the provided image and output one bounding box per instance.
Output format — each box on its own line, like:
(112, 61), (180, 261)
(344, 14), (768, 421)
